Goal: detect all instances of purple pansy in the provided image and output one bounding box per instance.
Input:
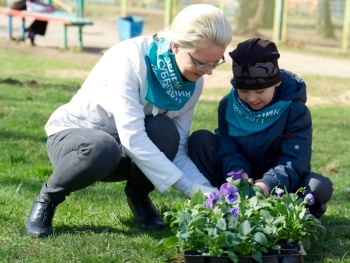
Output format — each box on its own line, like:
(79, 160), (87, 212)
(304, 193), (315, 205)
(220, 183), (238, 195)
(276, 188), (285, 196)
(205, 191), (220, 208)
(220, 183), (239, 203)
(229, 207), (240, 219)
(227, 171), (243, 180)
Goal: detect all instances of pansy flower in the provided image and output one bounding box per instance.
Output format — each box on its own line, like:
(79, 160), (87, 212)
(220, 183), (239, 203)
(205, 191), (220, 208)
(229, 207), (240, 219)
(304, 193), (315, 205)
(227, 171), (243, 180)
(276, 188), (285, 196)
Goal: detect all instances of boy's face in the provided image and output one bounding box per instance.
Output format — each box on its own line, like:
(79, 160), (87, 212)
(237, 81), (281, 110)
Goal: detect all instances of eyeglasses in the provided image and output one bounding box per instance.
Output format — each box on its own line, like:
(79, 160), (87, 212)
(188, 53), (226, 71)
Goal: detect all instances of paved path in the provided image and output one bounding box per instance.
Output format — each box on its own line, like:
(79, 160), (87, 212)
(278, 52), (350, 78)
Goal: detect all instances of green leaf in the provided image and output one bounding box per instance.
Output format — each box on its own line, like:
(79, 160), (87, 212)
(272, 244), (281, 250)
(252, 185), (265, 196)
(259, 210), (272, 221)
(224, 232), (242, 246)
(190, 191), (205, 205)
(272, 216), (285, 225)
(302, 237), (312, 250)
(180, 231), (191, 239)
(252, 251), (263, 263)
(248, 196), (258, 207)
(177, 211), (192, 223)
(157, 236), (179, 249)
(228, 250), (239, 263)
(216, 218), (227, 231)
(175, 202), (185, 211)
(255, 191), (265, 200)
(191, 217), (207, 227)
(241, 184), (251, 199)
(247, 178), (255, 185)
(239, 220), (251, 236)
(253, 232), (268, 246)
(207, 227), (218, 237)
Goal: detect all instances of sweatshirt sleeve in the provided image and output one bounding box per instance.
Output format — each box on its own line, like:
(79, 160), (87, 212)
(172, 77), (211, 187)
(259, 100), (312, 192)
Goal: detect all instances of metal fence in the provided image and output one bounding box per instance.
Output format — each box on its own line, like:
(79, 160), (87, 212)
(83, 0), (349, 51)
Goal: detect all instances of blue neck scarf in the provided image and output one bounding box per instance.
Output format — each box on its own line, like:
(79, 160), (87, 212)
(226, 88), (291, 136)
(144, 38), (196, 111)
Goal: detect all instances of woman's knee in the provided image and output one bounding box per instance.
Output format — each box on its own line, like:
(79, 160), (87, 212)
(57, 129), (121, 171)
(145, 115), (179, 160)
(87, 130), (121, 164)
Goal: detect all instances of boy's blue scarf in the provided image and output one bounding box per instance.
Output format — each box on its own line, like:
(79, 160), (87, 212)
(226, 88), (291, 136)
(144, 38), (196, 111)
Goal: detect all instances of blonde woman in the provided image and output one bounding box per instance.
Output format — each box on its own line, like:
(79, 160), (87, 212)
(25, 4), (233, 237)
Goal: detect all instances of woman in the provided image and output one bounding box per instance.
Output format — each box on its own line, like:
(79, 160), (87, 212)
(25, 4), (233, 237)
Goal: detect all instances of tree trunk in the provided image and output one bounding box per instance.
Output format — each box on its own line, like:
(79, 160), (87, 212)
(235, 0), (274, 35)
(316, 0), (335, 38)
(249, 0), (275, 28)
(235, 0), (258, 35)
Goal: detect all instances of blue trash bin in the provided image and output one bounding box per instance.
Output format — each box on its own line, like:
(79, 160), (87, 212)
(117, 15), (144, 42)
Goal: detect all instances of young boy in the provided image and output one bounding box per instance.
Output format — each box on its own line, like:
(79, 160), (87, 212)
(188, 38), (333, 218)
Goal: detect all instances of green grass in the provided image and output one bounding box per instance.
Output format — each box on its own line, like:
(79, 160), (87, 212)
(1, 44), (350, 263)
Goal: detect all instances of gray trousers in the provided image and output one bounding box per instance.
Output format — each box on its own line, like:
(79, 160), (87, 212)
(188, 129), (333, 218)
(40, 114), (180, 204)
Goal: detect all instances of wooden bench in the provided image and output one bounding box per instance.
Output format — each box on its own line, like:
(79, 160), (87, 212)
(0, 6), (93, 49)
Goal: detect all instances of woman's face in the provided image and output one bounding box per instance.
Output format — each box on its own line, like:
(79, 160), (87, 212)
(172, 43), (226, 81)
(237, 83), (281, 110)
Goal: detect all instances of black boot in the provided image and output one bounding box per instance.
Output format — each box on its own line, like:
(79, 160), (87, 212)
(309, 203), (327, 219)
(25, 195), (57, 238)
(125, 191), (165, 230)
(124, 162), (165, 230)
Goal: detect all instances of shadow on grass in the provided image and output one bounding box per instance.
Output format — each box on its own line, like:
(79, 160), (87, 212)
(53, 224), (133, 236)
(0, 176), (47, 193)
(52, 219), (172, 238)
(0, 78), (80, 92)
(0, 130), (47, 143)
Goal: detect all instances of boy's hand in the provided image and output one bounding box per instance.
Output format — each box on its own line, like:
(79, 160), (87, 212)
(242, 172), (249, 179)
(254, 181), (270, 197)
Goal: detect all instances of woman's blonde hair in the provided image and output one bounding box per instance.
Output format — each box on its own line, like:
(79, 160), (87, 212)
(157, 4), (232, 51)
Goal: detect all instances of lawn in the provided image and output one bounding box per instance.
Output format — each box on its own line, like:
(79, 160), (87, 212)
(0, 43), (349, 263)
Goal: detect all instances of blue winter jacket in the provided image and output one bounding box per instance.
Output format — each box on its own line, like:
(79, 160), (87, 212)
(216, 70), (312, 192)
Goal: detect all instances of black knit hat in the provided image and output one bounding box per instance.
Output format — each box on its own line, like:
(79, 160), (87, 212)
(229, 38), (282, 90)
